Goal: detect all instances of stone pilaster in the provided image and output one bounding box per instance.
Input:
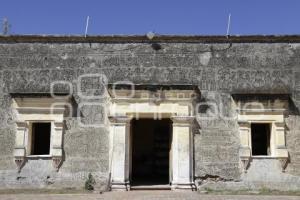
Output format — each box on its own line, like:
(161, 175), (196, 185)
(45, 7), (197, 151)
(52, 122), (64, 171)
(109, 116), (132, 191)
(170, 116), (196, 190)
(238, 121), (251, 173)
(14, 121), (28, 172)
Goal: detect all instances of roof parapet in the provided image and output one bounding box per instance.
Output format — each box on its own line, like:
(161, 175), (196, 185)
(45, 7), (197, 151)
(1, 35), (300, 43)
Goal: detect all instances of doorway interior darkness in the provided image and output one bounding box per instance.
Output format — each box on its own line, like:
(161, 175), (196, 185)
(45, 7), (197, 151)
(131, 118), (172, 186)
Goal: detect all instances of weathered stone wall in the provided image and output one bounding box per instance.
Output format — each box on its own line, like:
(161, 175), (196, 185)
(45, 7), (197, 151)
(0, 40), (300, 190)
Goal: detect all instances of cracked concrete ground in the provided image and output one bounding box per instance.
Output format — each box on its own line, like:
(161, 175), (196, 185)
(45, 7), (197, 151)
(0, 191), (299, 200)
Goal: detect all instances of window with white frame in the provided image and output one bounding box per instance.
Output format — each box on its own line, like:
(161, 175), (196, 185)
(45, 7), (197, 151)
(233, 94), (289, 172)
(12, 97), (69, 171)
(28, 122), (52, 156)
(251, 123), (271, 156)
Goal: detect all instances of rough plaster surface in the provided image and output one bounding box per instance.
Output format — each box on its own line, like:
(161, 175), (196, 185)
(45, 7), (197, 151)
(0, 41), (300, 190)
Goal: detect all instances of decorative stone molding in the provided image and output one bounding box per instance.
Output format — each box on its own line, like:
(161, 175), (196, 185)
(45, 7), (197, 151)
(235, 97), (289, 172)
(239, 147), (251, 173)
(108, 87), (197, 190)
(110, 181), (130, 191)
(150, 89), (164, 105)
(51, 122), (64, 171)
(171, 116), (195, 124)
(14, 121), (28, 172)
(109, 115), (132, 190)
(15, 156), (27, 173)
(277, 146), (289, 172)
(15, 157), (26, 173)
(237, 120), (250, 126)
(108, 115), (132, 124)
(240, 157), (251, 173)
(52, 156), (63, 172)
(12, 97), (68, 172)
(278, 157), (289, 172)
(171, 183), (197, 191)
(170, 115), (195, 189)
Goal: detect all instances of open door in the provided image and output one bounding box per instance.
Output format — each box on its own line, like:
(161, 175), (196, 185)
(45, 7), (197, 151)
(131, 118), (172, 186)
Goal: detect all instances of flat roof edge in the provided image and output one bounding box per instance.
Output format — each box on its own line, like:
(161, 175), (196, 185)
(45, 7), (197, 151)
(1, 35), (300, 43)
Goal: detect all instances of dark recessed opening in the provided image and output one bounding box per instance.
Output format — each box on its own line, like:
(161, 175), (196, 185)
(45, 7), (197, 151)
(31, 122), (51, 155)
(131, 118), (172, 186)
(251, 123), (271, 156)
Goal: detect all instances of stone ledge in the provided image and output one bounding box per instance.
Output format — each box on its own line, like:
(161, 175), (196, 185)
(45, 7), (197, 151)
(2, 35), (300, 43)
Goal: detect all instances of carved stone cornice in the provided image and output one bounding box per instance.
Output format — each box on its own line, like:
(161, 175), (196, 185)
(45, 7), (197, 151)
(171, 116), (195, 124)
(108, 115), (132, 124)
(237, 120), (250, 127)
(15, 121), (29, 128)
(54, 122), (64, 128)
(274, 122), (285, 127)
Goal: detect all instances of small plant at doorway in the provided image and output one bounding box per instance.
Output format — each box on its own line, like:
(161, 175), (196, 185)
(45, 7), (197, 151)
(84, 173), (96, 191)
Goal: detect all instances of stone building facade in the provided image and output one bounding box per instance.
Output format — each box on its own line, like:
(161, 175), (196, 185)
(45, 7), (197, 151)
(0, 35), (300, 191)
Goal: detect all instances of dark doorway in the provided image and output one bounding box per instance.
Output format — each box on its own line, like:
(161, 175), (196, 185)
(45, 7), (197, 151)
(31, 122), (51, 155)
(131, 118), (172, 186)
(251, 123), (271, 156)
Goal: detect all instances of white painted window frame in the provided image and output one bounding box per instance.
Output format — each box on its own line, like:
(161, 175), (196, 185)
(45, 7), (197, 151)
(25, 121), (53, 157)
(238, 110), (289, 172)
(12, 97), (68, 172)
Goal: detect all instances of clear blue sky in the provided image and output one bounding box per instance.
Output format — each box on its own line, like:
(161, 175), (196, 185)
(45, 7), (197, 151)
(1, 0), (300, 35)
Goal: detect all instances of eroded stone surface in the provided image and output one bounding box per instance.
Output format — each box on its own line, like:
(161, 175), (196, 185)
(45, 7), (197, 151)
(0, 40), (300, 190)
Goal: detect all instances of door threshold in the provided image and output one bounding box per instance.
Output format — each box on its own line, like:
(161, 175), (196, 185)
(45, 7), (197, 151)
(130, 184), (171, 190)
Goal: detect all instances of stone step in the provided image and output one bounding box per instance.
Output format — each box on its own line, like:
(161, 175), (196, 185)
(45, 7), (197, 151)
(130, 185), (171, 190)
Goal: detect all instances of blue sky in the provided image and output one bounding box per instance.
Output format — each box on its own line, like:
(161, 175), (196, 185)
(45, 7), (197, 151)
(0, 0), (300, 35)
